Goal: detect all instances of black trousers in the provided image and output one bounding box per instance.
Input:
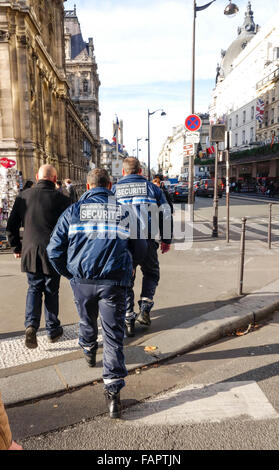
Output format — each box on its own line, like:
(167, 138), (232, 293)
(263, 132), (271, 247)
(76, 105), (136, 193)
(126, 240), (160, 315)
(70, 280), (128, 392)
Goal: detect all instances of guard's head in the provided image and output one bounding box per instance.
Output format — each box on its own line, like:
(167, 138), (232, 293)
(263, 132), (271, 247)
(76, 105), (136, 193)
(36, 165), (57, 184)
(122, 157), (142, 176)
(87, 168), (111, 190)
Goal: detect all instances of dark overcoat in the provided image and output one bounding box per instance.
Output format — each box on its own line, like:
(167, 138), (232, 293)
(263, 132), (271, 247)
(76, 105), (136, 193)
(6, 180), (71, 275)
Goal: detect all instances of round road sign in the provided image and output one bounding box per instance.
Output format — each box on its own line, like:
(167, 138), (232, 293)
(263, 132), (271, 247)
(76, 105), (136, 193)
(185, 114), (201, 132)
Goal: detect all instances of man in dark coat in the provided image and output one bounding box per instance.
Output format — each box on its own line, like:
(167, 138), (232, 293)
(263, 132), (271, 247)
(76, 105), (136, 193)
(6, 165), (71, 349)
(64, 178), (78, 204)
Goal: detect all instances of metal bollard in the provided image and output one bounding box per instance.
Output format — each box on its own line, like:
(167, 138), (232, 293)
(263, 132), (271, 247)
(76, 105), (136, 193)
(268, 203), (272, 250)
(238, 217), (247, 296)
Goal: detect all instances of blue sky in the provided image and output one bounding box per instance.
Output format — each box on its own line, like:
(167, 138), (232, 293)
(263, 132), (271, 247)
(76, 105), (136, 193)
(65, 0), (279, 168)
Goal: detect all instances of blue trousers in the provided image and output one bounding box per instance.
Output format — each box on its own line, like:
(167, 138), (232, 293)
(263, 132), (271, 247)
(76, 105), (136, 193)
(126, 240), (160, 315)
(25, 272), (61, 336)
(70, 281), (128, 392)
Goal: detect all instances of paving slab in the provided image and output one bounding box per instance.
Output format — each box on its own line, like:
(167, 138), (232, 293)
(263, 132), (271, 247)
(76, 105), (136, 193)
(1, 366), (65, 405)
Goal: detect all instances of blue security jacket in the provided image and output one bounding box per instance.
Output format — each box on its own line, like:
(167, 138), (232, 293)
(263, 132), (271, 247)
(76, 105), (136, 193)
(47, 188), (147, 286)
(112, 174), (173, 244)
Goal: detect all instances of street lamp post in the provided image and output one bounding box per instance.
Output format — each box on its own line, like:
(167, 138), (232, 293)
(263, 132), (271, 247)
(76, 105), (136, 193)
(147, 109), (166, 181)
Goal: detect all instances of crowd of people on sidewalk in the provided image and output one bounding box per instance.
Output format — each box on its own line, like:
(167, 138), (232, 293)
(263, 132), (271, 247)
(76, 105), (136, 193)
(1, 157), (173, 443)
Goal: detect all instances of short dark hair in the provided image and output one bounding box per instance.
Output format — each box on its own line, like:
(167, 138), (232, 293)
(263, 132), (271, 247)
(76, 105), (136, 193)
(56, 180), (62, 187)
(123, 157), (141, 175)
(87, 168), (110, 188)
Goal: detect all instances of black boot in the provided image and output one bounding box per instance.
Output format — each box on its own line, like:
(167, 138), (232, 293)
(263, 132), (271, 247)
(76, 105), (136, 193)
(104, 391), (121, 419)
(137, 299), (154, 326)
(84, 349), (97, 367)
(125, 319), (135, 337)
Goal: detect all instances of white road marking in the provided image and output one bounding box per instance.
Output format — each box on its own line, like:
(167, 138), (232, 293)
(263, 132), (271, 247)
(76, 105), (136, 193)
(123, 382), (278, 425)
(193, 223), (213, 235)
(227, 224), (266, 240)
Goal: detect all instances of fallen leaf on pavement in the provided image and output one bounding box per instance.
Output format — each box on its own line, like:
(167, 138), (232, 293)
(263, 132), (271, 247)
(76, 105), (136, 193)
(235, 324), (252, 336)
(144, 346), (157, 352)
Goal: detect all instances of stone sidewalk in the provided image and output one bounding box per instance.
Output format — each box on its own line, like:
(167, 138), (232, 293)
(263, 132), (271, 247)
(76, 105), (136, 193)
(1, 277), (279, 407)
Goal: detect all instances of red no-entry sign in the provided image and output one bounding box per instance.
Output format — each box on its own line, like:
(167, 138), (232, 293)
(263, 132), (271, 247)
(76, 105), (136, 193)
(185, 114), (201, 132)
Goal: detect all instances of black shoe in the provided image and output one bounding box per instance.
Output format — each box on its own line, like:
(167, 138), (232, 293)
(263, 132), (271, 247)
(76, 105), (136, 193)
(48, 327), (63, 343)
(105, 391), (121, 419)
(84, 350), (97, 368)
(137, 300), (154, 326)
(125, 319), (135, 337)
(25, 326), (38, 349)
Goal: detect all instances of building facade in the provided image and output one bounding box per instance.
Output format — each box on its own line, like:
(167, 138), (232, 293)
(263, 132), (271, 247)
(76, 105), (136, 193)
(0, 0), (98, 185)
(209, 2), (279, 182)
(64, 5), (100, 159)
(100, 138), (129, 182)
(227, 99), (257, 150)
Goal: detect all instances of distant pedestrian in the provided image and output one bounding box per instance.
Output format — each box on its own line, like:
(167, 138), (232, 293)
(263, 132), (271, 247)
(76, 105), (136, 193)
(0, 392), (23, 450)
(22, 181), (34, 191)
(64, 178), (78, 204)
(6, 165), (71, 348)
(267, 181), (275, 198)
(56, 180), (63, 193)
(47, 168), (147, 418)
(153, 176), (174, 214)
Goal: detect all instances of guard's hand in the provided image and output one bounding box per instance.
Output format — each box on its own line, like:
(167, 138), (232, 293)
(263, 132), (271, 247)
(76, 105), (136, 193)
(161, 242), (171, 254)
(14, 253), (21, 259)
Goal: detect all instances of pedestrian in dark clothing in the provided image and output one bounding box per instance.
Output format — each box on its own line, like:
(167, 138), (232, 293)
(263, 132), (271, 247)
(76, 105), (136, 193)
(64, 178), (78, 204)
(22, 180), (34, 191)
(6, 165), (71, 349)
(56, 180), (63, 192)
(267, 181), (275, 198)
(153, 177), (174, 214)
(112, 158), (173, 337)
(47, 168), (147, 419)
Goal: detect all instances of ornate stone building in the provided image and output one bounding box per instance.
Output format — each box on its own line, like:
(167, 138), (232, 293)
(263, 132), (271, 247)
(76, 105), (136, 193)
(64, 5), (100, 158)
(209, 2), (279, 181)
(0, 0), (99, 184)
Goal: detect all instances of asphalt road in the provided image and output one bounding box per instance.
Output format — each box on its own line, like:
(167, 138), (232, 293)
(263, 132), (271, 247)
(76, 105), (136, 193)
(2, 192), (279, 452)
(12, 311), (279, 451)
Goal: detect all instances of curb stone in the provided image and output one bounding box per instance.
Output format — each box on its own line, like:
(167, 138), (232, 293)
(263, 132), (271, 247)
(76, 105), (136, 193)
(1, 279), (279, 406)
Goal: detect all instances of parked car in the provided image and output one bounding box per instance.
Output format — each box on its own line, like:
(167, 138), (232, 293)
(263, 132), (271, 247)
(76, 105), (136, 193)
(171, 183), (196, 203)
(196, 179), (223, 198)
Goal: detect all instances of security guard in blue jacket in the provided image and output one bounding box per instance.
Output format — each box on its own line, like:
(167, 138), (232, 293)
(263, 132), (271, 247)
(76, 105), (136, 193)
(47, 169), (147, 418)
(112, 157), (173, 337)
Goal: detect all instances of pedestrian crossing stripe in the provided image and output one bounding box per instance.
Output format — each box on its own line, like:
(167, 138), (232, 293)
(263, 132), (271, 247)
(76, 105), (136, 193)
(122, 382), (278, 425)
(172, 218), (278, 241)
